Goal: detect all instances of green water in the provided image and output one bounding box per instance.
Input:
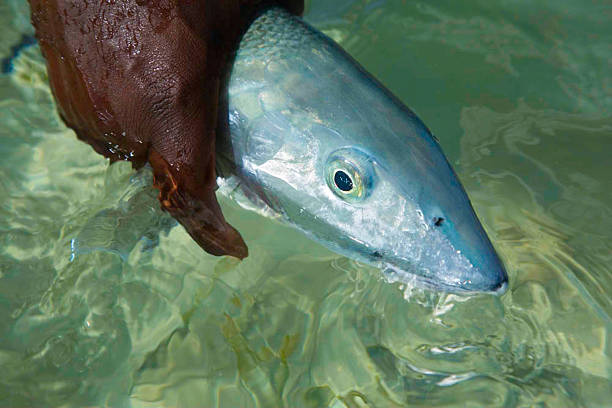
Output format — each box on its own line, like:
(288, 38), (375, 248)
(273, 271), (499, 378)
(1, 0), (610, 407)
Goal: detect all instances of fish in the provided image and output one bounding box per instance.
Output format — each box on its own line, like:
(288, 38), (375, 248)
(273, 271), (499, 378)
(217, 7), (508, 294)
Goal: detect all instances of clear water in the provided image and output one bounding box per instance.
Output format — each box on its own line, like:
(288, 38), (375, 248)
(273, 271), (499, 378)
(0, 0), (610, 407)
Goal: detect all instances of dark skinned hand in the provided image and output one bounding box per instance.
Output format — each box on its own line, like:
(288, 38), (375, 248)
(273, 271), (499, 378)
(28, 0), (304, 259)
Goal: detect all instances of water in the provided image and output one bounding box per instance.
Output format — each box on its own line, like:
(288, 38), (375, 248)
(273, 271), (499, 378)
(0, 0), (610, 407)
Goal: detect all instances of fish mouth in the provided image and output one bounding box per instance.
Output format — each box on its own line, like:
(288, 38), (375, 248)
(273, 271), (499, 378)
(377, 253), (508, 295)
(347, 234), (509, 294)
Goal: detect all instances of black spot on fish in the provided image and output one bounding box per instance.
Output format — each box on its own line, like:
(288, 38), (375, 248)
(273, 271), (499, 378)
(1, 34), (37, 74)
(433, 217), (444, 227)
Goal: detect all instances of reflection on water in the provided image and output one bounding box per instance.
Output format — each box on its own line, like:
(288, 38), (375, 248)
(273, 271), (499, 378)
(0, 0), (609, 407)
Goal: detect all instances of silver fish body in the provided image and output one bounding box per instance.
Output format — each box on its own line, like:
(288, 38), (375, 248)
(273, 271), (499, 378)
(219, 8), (508, 293)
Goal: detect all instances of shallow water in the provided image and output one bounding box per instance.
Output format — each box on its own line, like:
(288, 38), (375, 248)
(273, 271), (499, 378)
(0, 0), (610, 407)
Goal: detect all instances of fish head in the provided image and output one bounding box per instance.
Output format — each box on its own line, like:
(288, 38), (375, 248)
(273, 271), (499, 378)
(229, 105), (507, 294)
(227, 7), (508, 293)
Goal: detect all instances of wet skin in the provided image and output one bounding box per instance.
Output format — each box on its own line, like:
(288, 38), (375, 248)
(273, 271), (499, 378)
(28, 0), (303, 259)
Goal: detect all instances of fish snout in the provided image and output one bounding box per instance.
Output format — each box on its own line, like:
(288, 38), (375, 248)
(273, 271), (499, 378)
(462, 254), (508, 294)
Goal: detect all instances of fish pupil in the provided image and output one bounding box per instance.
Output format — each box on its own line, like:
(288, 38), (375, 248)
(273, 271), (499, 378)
(334, 170), (353, 192)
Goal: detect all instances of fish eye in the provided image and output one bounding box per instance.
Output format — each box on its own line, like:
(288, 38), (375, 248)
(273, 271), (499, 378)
(325, 148), (374, 202)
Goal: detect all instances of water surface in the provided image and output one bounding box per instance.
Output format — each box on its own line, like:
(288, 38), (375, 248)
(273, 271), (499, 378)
(0, 0), (610, 407)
